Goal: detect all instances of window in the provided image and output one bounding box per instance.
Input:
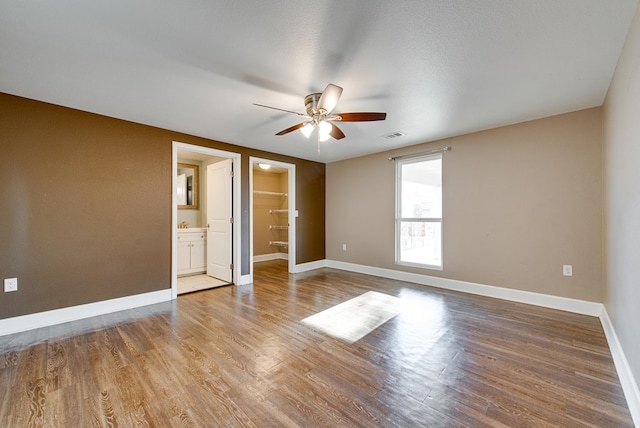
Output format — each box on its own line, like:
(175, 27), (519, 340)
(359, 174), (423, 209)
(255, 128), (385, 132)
(396, 154), (442, 269)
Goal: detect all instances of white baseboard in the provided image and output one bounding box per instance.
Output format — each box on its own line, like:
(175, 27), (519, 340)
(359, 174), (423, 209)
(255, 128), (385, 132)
(326, 260), (603, 316)
(0, 289), (172, 336)
(237, 274), (252, 286)
(599, 309), (640, 427)
(294, 259), (328, 273)
(254, 253), (288, 262)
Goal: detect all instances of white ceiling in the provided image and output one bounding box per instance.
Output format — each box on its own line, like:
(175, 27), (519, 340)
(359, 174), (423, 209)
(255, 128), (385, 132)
(1, 1), (637, 163)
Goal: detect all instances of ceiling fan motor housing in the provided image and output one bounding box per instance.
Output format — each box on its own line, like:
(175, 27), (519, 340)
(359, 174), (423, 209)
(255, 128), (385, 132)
(304, 93), (324, 116)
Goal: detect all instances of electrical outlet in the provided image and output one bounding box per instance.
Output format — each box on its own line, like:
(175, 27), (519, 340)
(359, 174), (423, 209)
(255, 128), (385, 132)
(563, 265), (573, 277)
(4, 278), (18, 292)
(342, 243), (347, 251)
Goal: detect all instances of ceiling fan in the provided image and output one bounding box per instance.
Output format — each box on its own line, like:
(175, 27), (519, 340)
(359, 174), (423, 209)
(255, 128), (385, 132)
(254, 84), (386, 150)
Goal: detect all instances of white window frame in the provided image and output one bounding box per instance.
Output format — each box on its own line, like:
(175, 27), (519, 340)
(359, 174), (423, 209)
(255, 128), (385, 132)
(395, 153), (443, 270)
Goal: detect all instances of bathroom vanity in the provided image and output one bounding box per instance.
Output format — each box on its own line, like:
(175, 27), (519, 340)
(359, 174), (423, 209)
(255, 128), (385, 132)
(177, 228), (206, 276)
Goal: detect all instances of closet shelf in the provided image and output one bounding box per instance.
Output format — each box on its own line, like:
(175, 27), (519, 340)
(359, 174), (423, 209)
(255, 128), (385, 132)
(269, 241), (288, 247)
(269, 225), (288, 230)
(254, 190), (287, 197)
(269, 209), (288, 214)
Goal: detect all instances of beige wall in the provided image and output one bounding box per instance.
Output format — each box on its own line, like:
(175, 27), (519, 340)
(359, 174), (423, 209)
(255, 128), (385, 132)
(603, 4), (640, 394)
(327, 107), (603, 302)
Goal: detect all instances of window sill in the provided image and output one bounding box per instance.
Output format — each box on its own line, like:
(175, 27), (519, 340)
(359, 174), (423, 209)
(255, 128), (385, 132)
(396, 261), (443, 271)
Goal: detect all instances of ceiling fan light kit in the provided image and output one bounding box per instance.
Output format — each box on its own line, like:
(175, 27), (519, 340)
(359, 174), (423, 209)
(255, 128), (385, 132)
(300, 123), (314, 138)
(318, 121), (332, 141)
(254, 83), (387, 151)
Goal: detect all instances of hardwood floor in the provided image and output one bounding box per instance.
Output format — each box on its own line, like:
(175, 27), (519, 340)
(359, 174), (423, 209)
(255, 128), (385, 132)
(0, 260), (633, 427)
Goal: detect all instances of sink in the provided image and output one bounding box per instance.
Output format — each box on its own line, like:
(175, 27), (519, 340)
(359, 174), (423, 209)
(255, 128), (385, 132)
(178, 227), (206, 232)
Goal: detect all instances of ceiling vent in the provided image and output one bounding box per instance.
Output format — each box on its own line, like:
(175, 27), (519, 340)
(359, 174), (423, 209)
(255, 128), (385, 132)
(383, 131), (406, 139)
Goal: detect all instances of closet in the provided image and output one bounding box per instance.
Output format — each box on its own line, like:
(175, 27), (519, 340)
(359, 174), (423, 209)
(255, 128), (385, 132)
(253, 166), (289, 261)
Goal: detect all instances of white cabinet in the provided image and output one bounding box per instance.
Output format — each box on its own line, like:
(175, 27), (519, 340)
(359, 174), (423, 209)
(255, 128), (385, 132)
(177, 230), (206, 275)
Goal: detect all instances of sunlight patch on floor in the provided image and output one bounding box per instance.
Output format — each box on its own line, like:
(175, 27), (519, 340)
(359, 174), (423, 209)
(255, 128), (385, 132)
(302, 291), (400, 343)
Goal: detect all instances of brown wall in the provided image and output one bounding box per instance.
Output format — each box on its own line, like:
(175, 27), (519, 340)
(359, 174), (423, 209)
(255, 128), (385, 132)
(0, 93), (325, 319)
(327, 107), (603, 302)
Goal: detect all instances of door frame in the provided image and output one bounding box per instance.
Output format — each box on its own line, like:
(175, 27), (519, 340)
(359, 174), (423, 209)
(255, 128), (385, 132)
(172, 141), (241, 299)
(249, 157), (296, 279)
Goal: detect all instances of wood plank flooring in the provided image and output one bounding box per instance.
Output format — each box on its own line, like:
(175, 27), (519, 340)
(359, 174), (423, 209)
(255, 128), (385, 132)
(0, 260), (634, 427)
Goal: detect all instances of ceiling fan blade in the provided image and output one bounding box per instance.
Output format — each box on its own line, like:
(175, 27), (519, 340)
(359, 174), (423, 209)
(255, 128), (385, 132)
(328, 123), (345, 140)
(317, 84), (343, 114)
(275, 122), (307, 136)
(253, 103), (308, 117)
(335, 112), (387, 122)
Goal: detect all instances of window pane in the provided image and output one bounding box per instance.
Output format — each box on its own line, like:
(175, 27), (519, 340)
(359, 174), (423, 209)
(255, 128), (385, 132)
(399, 221), (442, 267)
(400, 158), (442, 218)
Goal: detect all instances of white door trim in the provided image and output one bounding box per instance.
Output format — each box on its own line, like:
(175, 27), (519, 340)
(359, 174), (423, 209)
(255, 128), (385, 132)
(172, 142), (241, 299)
(249, 157), (296, 281)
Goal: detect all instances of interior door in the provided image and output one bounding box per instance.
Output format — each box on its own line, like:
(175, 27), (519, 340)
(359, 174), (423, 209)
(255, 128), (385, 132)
(206, 159), (233, 282)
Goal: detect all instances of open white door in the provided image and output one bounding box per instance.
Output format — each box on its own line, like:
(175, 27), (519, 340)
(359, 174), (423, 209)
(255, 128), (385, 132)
(207, 159), (233, 282)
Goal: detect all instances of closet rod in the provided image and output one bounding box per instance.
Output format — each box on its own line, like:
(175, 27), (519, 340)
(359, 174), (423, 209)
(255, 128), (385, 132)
(388, 146), (451, 161)
(254, 190), (287, 196)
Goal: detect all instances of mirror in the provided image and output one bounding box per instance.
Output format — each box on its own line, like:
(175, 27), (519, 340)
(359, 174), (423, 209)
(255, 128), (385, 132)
(177, 162), (199, 209)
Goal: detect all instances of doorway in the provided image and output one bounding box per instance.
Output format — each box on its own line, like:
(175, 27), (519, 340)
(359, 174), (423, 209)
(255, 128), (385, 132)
(171, 142), (241, 299)
(249, 157), (296, 280)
